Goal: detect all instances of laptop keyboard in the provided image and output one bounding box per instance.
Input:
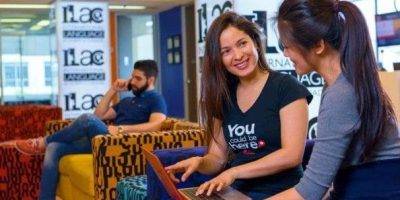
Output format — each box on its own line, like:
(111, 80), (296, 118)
(180, 188), (225, 200)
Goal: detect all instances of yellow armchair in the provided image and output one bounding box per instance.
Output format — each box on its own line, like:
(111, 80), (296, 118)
(92, 129), (206, 200)
(44, 118), (205, 200)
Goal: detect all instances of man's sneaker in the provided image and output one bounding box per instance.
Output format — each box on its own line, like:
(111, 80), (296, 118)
(0, 140), (16, 147)
(15, 137), (46, 155)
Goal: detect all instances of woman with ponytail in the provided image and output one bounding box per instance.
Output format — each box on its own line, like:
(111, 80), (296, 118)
(270, 0), (400, 199)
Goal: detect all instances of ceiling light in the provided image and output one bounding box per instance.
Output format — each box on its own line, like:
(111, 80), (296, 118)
(37, 20), (50, 27)
(109, 5), (146, 10)
(0, 18), (31, 23)
(30, 25), (42, 31)
(0, 4), (51, 9)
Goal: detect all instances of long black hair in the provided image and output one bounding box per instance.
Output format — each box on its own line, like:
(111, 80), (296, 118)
(276, 0), (397, 160)
(200, 12), (270, 141)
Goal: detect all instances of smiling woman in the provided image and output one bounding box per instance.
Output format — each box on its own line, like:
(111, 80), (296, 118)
(219, 26), (260, 78)
(165, 11), (313, 199)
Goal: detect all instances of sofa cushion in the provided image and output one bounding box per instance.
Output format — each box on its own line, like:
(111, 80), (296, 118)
(173, 121), (200, 131)
(160, 118), (179, 131)
(0, 105), (61, 142)
(59, 154), (94, 196)
(116, 175), (147, 200)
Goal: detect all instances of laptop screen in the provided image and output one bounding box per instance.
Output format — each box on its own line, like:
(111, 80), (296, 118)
(142, 148), (186, 200)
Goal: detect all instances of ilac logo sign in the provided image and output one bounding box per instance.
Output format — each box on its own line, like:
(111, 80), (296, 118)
(56, 1), (110, 119)
(63, 48), (104, 66)
(64, 73), (105, 81)
(197, 1), (233, 44)
(64, 92), (103, 111)
(63, 5), (103, 23)
(243, 11), (279, 54)
(197, 3), (280, 55)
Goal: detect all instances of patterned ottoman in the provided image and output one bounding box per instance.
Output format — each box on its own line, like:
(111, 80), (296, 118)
(0, 104), (61, 200)
(0, 143), (44, 200)
(116, 175), (148, 200)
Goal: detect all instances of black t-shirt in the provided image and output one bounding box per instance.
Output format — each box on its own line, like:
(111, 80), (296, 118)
(222, 71), (313, 198)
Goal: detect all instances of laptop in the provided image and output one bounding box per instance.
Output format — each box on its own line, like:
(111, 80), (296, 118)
(142, 147), (251, 200)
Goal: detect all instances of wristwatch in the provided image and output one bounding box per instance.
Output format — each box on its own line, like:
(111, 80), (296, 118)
(117, 125), (124, 134)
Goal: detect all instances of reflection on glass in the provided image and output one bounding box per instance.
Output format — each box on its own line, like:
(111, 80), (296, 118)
(174, 51), (181, 64)
(0, 11), (58, 105)
(117, 14), (155, 99)
(168, 52), (173, 64)
(167, 37), (173, 50)
(173, 35), (180, 48)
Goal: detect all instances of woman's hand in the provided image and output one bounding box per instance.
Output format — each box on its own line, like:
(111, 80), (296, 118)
(195, 168), (237, 196)
(165, 156), (203, 183)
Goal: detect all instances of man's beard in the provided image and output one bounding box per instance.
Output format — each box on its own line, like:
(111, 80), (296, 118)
(131, 83), (149, 97)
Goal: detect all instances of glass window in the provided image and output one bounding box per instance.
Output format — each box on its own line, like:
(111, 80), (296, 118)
(1, 11), (57, 104)
(19, 63), (29, 87)
(376, 0), (400, 14)
(44, 62), (52, 86)
(376, 0), (400, 71)
(117, 14), (155, 99)
(131, 15), (154, 61)
(3, 62), (28, 87)
(4, 65), (15, 87)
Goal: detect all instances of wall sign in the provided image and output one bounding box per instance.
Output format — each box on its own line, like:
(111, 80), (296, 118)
(195, 0), (234, 57)
(54, 1), (110, 119)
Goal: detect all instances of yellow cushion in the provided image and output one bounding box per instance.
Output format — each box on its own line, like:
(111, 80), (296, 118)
(58, 154), (94, 197)
(57, 174), (91, 200)
(57, 174), (74, 200)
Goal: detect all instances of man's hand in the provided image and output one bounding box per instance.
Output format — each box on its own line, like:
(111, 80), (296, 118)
(108, 125), (120, 135)
(112, 79), (130, 92)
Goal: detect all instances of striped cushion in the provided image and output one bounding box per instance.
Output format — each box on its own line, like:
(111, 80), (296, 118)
(116, 175), (148, 200)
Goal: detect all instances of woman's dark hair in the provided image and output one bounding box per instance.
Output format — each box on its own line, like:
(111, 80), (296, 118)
(200, 12), (270, 141)
(277, 0), (397, 160)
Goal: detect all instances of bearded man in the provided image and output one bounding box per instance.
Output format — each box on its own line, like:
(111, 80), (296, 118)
(15, 59), (167, 200)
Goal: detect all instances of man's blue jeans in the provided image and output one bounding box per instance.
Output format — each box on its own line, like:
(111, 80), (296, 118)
(39, 113), (108, 200)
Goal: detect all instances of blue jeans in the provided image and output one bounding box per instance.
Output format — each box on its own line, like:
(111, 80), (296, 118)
(39, 113), (108, 200)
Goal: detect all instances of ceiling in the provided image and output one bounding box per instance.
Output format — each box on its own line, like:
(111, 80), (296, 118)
(0, 0), (194, 13)
(0, 0), (194, 35)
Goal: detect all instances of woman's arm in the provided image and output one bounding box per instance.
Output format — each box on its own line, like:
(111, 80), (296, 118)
(267, 188), (304, 200)
(269, 84), (360, 200)
(197, 119), (229, 175)
(165, 119), (229, 182)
